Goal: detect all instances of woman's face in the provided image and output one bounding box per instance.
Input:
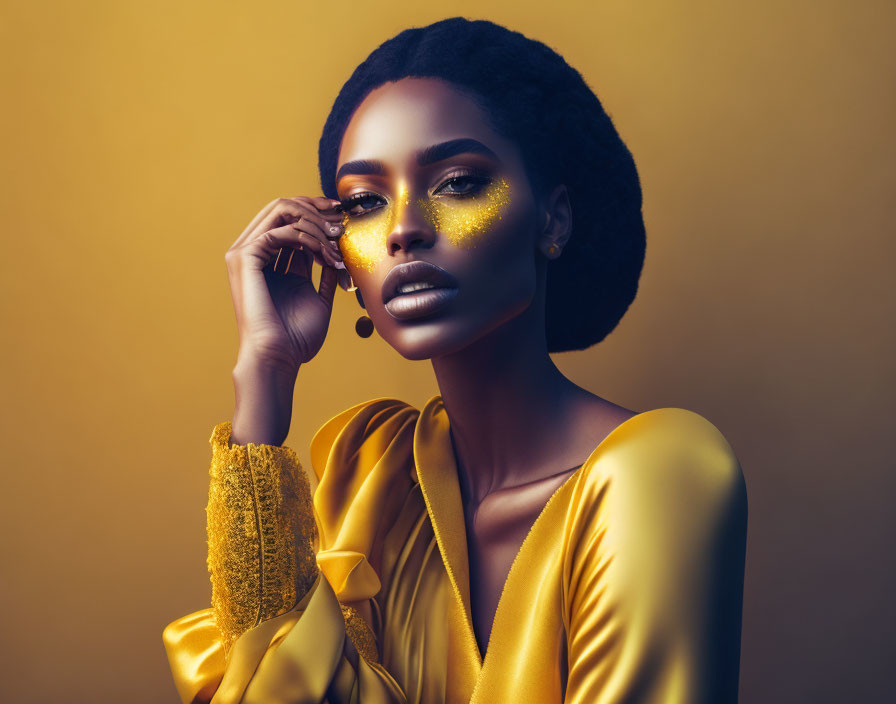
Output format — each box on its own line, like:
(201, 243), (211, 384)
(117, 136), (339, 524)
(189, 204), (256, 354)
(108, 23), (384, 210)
(335, 77), (546, 360)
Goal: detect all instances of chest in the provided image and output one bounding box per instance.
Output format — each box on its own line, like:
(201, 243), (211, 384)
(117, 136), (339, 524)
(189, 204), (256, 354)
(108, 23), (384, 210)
(376, 473), (578, 703)
(462, 470), (578, 655)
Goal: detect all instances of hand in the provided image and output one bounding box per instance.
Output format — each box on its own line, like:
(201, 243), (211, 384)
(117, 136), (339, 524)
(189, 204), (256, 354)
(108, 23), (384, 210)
(225, 195), (350, 374)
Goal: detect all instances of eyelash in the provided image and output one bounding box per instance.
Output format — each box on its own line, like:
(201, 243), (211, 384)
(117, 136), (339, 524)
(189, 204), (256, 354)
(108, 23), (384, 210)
(341, 172), (491, 218)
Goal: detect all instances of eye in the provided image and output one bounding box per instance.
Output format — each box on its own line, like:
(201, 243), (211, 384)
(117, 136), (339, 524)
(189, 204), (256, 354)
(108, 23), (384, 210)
(340, 192), (386, 217)
(433, 173), (491, 197)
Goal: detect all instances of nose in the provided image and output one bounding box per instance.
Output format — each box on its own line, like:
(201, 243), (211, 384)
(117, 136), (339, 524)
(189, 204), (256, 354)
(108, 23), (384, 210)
(386, 183), (436, 256)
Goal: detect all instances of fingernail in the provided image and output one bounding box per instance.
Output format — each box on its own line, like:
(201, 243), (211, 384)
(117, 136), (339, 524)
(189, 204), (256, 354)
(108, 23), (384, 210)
(329, 224), (343, 235)
(334, 261), (346, 270)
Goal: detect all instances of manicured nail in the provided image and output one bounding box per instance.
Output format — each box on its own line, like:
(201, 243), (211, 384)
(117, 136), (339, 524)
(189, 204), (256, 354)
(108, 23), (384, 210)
(334, 261), (346, 269)
(329, 224), (343, 235)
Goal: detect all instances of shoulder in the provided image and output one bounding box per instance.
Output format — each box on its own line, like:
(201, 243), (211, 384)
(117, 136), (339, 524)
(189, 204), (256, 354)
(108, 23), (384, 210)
(562, 409), (748, 698)
(572, 407), (746, 516)
(564, 407), (747, 583)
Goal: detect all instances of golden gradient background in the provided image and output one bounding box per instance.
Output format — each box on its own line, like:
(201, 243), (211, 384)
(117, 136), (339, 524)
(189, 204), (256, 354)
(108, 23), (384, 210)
(1, 2), (893, 702)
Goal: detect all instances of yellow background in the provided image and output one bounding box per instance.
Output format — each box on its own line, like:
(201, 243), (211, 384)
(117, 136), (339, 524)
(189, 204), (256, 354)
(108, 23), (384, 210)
(1, 2), (893, 702)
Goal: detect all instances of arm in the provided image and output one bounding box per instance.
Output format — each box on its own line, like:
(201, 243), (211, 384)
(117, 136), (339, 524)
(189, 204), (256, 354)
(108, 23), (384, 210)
(562, 409), (748, 703)
(162, 419), (407, 704)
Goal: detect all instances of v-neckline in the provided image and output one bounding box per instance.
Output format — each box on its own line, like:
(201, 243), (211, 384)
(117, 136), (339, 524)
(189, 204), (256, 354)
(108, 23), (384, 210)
(412, 394), (648, 689)
(462, 457), (585, 660)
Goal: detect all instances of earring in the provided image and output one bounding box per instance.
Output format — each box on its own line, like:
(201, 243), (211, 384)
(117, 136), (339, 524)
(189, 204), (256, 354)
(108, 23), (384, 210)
(547, 243), (559, 257)
(351, 275), (374, 338)
(355, 315), (374, 338)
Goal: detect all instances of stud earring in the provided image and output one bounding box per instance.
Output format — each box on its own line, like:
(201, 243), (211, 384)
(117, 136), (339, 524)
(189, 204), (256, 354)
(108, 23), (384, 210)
(547, 243), (559, 257)
(350, 275), (374, 338)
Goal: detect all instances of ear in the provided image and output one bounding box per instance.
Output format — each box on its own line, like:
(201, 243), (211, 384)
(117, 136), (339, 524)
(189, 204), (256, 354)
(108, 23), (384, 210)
(536, 184), (572, 260)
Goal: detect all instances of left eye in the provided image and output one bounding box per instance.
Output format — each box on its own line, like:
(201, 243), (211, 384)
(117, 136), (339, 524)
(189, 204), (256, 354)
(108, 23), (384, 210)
(435, 175), (490, 196)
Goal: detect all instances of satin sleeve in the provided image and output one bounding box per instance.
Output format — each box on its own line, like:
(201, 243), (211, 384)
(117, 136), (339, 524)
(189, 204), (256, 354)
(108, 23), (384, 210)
(162, 398), (417, 704)
(561, 409), (748, 704)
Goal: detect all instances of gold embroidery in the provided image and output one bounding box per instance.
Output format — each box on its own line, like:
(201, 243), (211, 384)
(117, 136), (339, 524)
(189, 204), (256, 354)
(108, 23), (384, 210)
(341, 604), (380, 664)
(206, 421), (319, 655)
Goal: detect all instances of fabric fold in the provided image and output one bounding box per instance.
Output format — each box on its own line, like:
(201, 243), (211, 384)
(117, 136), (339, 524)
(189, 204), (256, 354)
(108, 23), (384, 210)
(164, 400), (421, 703)
(316, 548), (383, 602)
(163, 399), (747, 703)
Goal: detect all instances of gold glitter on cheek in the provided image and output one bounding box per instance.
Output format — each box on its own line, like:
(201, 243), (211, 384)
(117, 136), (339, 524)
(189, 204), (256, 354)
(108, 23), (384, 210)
(339, 209), (389, 273)
(417, 177), (512, 249)
(338, 181), (410, 273)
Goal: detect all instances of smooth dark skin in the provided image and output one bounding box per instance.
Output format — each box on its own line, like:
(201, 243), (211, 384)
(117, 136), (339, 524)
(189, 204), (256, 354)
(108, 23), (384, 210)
(227, 77), (637, 659)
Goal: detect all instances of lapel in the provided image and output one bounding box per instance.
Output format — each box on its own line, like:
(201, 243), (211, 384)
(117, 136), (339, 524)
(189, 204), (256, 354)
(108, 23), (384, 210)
(412, 394), (483, 701)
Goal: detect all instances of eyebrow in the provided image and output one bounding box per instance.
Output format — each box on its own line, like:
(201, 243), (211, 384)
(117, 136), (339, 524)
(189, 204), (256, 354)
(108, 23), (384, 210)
(335, 138), (499, 183)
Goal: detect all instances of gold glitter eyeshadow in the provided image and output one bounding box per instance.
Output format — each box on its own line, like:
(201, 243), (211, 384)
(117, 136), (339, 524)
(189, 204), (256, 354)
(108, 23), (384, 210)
(338, 181), (409, 272)
(417, 177), (511, 249)
(338, 177), (512, 272)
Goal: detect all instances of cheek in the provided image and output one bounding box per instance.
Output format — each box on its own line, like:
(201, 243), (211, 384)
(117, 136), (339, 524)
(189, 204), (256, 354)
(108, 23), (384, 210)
(418, 177), (512, 249)
(337, 178), (514, 271)
(338, 210), (390, 273)
(339, 183), (412, 273)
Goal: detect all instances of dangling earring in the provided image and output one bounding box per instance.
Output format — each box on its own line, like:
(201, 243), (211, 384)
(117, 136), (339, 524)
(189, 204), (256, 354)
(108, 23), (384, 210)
(349, 274), (374, 338)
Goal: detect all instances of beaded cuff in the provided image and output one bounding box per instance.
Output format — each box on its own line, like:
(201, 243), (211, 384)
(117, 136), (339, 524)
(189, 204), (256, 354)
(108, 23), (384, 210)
(206, 421), (319, 656)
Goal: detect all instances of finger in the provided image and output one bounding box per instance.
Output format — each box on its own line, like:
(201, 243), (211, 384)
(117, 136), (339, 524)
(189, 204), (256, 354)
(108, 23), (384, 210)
(300, 245), (315, 275)
(292, 216), (343, 263)
(282, 243), (310, 278)
(291, 195), (344, 220)
(324, 221), (345, 241)
(291, 213), (334, 245)
(292, 205), (344, 226)
(268, 203), (343, 250)
(295, 230), (341, 269)
(270, 245), (320, 275)
(239, 223), (326, 271)
(233, 199), (293, 249)
(292, 230), (339, 269)
(237, 198), (279, 243)
(279, 247), (301, 277)
(292, 232), (331, 269)
(234, 199), (328, 250)
(317, 263), (338, 308)
(336, 267), (353, 291)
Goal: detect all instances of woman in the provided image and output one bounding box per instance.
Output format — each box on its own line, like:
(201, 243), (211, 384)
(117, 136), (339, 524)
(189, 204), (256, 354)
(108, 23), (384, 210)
(163, 17), (748, 704)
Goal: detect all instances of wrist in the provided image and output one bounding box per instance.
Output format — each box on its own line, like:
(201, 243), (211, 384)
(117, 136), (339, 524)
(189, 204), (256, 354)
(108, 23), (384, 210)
(233, 351), (300, 382)
(231, 362), (299, 447)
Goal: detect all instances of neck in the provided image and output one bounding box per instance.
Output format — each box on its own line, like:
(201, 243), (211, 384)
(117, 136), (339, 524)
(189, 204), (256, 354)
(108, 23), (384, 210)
(430, 292), (589, 506)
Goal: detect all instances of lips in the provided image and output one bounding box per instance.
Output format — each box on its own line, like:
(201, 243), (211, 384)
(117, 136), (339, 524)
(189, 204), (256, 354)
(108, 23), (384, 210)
(381, 260), (460, 305)
(380, 260), (461, 321)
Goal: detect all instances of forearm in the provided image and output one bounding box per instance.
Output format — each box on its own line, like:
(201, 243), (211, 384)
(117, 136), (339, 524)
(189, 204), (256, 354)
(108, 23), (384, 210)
(230, 357), (299, 447)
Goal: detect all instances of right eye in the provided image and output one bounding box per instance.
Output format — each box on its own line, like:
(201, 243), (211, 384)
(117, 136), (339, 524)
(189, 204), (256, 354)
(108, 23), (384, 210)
(341, 192), (386, 217)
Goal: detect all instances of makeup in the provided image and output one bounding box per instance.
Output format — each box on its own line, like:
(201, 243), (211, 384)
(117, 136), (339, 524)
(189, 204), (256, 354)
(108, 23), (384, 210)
(338, 180), (410, 273)
(418, 177), (511, 249)
(338, 177), (512, 272)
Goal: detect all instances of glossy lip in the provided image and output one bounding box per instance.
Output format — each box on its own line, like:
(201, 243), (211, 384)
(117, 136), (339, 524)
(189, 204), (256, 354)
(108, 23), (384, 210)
(384, 286), (460, 321)
(381, 260), (460, 305)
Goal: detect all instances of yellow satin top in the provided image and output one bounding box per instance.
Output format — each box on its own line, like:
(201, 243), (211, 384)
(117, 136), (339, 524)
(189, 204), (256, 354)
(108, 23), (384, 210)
(163, 395), (747, 703)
